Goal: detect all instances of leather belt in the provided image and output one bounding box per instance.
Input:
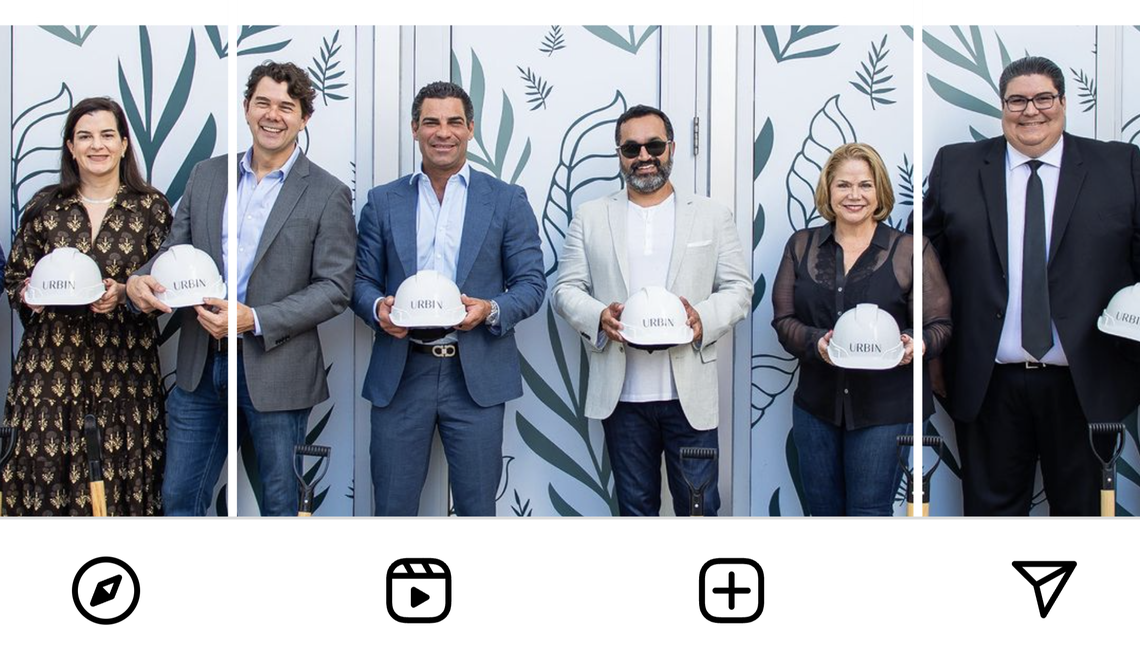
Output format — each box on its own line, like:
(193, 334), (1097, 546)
(216, 336), (242, 354)
(998, 361), (1063, 370)
(411, 343), (458, 358)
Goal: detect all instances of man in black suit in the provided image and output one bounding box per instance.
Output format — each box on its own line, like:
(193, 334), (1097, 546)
(925, 56), (1140, 516)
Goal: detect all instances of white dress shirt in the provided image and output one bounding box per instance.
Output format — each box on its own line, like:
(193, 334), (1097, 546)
(996, 139), (1069, 364)
(620, 194), (679, 402)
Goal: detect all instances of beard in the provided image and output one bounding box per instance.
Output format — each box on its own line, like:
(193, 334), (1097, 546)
(622, 155), (673, 194)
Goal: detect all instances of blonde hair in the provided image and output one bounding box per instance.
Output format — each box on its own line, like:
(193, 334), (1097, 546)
(814, 143), (895, 223)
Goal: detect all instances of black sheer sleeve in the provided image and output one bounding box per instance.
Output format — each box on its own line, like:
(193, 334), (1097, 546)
(920, 237), (952, 358)
(772, 230), (828, 363)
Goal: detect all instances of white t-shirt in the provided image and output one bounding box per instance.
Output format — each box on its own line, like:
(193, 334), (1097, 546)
(621, 194), (679, 402)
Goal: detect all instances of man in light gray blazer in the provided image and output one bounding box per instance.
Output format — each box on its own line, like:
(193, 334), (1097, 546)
(128, 62), (356, 516)
(552, 105), (751, 516)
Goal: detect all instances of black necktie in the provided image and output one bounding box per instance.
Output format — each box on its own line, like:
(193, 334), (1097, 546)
(1022, 160), (1053, 360)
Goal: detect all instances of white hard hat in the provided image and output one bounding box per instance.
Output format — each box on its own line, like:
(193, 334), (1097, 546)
(390, 270), (466, 328)
(152, 244), (226, 308)
(827, 303), (904, 370)
(25, 247), (104, 306)
(1098, 283), (1140, 342)
(620, 286), (694, 350)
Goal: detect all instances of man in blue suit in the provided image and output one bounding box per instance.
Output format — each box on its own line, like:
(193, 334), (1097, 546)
(353, 82), (546, 516)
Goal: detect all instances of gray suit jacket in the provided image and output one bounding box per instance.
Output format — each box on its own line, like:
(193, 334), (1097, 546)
(551, 190), (752, 430)
(138, 152), (356, 411)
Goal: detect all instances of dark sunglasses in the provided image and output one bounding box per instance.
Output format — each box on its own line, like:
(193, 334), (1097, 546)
(617, 139), (671, 159)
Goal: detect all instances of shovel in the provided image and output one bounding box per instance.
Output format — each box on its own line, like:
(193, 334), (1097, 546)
(294, 444), (331, 517)
(897, 435), (943, 517)
(1088, 423), (1125, 517)
(84, 414), (107, 517)
(679, 446), (717, 516)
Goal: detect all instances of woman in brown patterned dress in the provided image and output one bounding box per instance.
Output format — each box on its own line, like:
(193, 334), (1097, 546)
(1, 97), (171, 515)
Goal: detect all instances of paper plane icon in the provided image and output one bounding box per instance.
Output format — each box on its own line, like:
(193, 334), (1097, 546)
(1012, 561), (1076, 618)
(90, 574), (122, 608)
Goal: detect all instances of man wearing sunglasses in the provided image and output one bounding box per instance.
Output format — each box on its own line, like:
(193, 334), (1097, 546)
(552, 104), (752, 516)
(925, 56), (1140, 516)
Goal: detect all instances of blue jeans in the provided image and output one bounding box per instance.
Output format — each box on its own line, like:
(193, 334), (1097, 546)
(602, 400), (720, 516)
(792, 404), (908, 516)
(163, 353), (228, 517)
(370, 350), (504, 516)
(237, 356), (311, 517)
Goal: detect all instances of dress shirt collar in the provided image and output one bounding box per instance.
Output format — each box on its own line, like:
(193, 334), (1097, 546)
(814, 220), (892, 250)
(1006, 137), (1063, 173)
(412, 162), (471, 188)
(239, 143), (302, 179)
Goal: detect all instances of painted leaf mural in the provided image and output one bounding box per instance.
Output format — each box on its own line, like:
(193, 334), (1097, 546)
(39, 26), (96, 47)
(750, 353), (798, 427)
(762, 26), (840, 63)
(849, 34), (896, 109)
(583, 26), (659, 55)
(539, 91), (626, 277)
(117, 27), (217, 204)
(453, 48), (531, 184)
(517, 66), (553, 111)
(785, 94), (856, 231)
(540, 26), (566, 56)
(309, 30), (348, 105)
(10, 83), (73, 228)
(922, 27), (1002, 120)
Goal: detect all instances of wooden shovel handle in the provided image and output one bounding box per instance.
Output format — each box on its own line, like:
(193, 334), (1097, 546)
(90, 481), (107, 517)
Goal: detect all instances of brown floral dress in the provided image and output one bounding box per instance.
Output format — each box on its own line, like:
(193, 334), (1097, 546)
(1, 187), (171, 515)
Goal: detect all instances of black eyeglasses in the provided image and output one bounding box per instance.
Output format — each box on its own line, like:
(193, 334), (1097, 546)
(617, 139), (671, 159)
(1003, 93), (1061, 112)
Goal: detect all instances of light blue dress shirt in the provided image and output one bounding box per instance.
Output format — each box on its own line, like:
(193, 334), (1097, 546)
(375, 163), (471, 344)
(413, 162), (470, 280)
(222, 145), (301, 335)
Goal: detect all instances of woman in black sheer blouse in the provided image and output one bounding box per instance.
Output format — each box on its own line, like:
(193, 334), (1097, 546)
(772, 143), (951, 516)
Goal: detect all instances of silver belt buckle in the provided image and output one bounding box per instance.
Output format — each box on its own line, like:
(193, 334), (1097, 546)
(432, 344), (457, 358)
(1025, 361), (1043, 369)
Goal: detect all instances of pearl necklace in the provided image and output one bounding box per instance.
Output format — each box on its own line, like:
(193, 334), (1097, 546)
(79, 193), (114, 204)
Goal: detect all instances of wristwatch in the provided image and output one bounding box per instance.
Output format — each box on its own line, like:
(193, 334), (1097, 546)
(486, 299), (500, 327)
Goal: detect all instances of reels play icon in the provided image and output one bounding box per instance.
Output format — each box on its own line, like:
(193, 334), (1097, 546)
(386, 558), (451, 623)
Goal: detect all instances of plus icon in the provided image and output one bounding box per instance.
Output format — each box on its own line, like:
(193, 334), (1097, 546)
(699, 558), (764, 623)
(711, 571), (752, 610)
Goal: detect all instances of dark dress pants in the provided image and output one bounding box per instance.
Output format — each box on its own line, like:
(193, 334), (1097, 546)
(954, 364), (1100, 516)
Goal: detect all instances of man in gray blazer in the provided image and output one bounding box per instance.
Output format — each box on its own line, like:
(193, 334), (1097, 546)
(128, 62), (356, 516)
(552, 105), (751, 516)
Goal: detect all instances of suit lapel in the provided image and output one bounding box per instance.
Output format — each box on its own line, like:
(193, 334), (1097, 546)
(607, 193), (630, 294)
(251, 150), (310, 274)
(455, 170), (493, 289)
(390, 176), (418, 277)
(204, 159), (229, 267)
(666, 192), (696, 289)
(980, 138), (1009, 278)
(1049, 133), (1086, 268)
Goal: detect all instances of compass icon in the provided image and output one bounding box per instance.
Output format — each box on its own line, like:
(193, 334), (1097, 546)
(72, 557), (140, 625)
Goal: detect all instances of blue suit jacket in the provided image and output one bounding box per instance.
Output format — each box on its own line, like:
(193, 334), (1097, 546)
(352, 168), (546, 408)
